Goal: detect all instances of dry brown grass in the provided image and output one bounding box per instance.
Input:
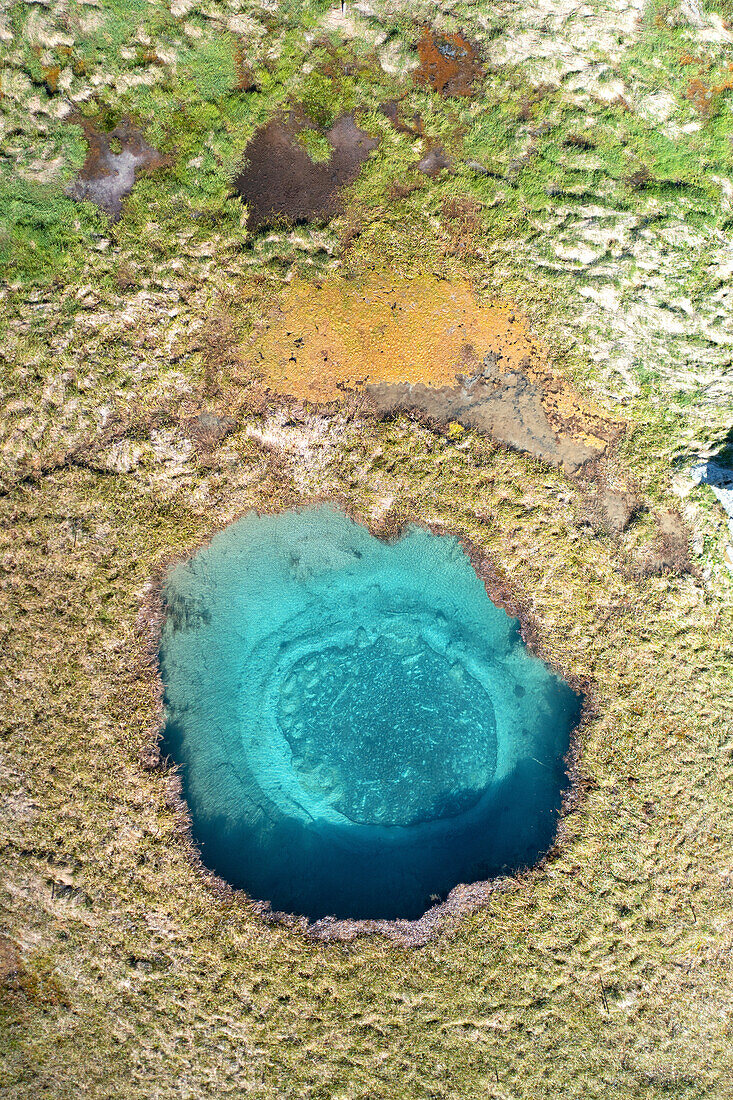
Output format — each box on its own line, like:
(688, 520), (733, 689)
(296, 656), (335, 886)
(1, 406), (731, 1099)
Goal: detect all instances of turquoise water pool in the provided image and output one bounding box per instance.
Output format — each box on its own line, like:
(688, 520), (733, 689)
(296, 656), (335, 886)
(159, 506), (580, 921)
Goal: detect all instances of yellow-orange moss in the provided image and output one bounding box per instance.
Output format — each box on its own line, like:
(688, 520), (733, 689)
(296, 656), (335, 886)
(248, 277), (543, 402)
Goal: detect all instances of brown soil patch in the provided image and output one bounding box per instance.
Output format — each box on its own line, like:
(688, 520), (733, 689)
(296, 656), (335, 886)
(379, 99), (422, 136)
(377, 100), (452, 176)
(369, 365), (601, 475)
(234, 113), (379, 231)
(642, 508), (693, 575)
(233, 41), (258, 92)
(586, 486), (642, 536)
(414, 27), (483, 97)
(68, 117), (166, 221)
(183, 411), (237, 453)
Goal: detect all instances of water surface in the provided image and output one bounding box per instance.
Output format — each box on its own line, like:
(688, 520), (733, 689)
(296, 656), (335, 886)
(160, 507), (580, 921)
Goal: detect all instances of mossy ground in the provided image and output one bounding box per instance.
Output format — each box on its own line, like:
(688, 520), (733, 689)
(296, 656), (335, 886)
(247, 276), (545, 400)
(2, 0), (733, 1096)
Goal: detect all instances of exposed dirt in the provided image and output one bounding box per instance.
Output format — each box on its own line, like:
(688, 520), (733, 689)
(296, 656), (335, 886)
(183, 411), (237, 453)
(234, 112), (379, 231)
(68, 117), (166, 220)
(368, 356), (601, 475)
(643, 508), (693, 575)
(586, 485), (642, 536)
(377, 101), (451, 176)
(379, 99), (422, 136)
(0, 936), (22, 986)
(414, 28), (483, 97)
(233, 41), (259, 92)
(417, 147), (452, 176)
(441, 194), (483, 258)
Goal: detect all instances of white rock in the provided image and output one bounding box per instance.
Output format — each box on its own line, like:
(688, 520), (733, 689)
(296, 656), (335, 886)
(637, 92), (677, 124)
(690, 461), (733, 536)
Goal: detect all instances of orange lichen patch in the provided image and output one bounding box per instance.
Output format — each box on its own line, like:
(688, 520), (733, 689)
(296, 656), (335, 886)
(530, 365), (614, 453)
(414, 28), (482, 97)
(42, 65), (61, 93)
(686, 73), (733, 115)
(246, 277), (616, 468)
(248, 277), (542, 403)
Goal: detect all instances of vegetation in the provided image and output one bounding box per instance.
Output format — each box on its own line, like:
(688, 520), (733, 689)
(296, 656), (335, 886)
(1, 0), (732, 1096)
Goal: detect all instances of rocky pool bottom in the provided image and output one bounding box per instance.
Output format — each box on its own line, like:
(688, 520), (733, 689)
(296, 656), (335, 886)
(159, 507), (581, 923)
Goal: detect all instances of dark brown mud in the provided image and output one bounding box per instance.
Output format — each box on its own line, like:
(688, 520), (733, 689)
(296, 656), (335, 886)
(68, 117), (166, 220)
(417, 148), (452, 176)
(379, 99), (420, 136)
(234, 112), (378, 230)
(414, 28), (483, 97)
(368, 352), (600, 475)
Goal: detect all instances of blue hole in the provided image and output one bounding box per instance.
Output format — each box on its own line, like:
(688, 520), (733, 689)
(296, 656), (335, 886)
(159, 506), (581, 922)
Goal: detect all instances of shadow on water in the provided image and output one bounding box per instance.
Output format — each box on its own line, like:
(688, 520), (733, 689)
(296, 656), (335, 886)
(167, 740), (577, 922)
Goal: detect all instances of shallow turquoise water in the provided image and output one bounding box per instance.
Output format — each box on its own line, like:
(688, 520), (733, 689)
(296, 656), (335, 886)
(160, 506), (580, 921)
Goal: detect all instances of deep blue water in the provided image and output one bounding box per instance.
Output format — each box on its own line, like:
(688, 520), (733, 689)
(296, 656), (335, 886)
(159, 507), (581, 921)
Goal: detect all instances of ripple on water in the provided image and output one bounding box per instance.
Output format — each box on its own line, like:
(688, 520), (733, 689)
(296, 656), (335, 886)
(159, 507), (581, 922)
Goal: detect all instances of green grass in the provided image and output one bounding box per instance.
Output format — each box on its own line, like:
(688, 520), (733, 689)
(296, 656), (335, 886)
(0, 177), (105, 286)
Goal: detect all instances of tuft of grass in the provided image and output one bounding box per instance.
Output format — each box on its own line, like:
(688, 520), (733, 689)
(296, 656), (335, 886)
(0, 178), (104, 286)
(297, 127), (333, 164)
(181, 34), (239, 103)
